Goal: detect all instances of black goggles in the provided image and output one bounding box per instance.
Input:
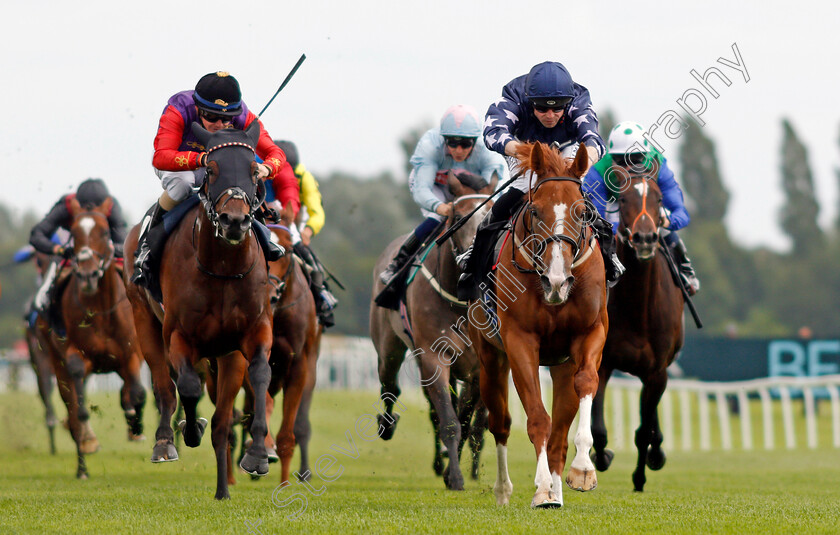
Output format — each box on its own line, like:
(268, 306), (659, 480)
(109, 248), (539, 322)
(613, 153), (648, 167)
(445, 137), (476, 149)
(200, 110), (234, 123)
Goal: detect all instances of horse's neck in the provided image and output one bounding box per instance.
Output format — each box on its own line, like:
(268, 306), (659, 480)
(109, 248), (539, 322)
(615, 240), (667, 326)
(425, 237), (459, 289)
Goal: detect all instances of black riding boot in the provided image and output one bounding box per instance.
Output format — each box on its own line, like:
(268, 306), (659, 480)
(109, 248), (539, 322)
(131, 202), (167, 289)
(294, 243), (337, 327)
(670, 237), (700, 295)
(379, 233), (422, 286)
(590, 213), (625, 288)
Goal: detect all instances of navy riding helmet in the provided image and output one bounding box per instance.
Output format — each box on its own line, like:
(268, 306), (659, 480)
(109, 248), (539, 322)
(525, 61), (575, 109)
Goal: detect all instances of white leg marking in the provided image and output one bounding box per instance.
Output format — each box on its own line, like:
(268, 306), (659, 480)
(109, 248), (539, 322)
(571, 395), (596, 472)
(551, 471), (565, 506)
(494, 444), (513, 506)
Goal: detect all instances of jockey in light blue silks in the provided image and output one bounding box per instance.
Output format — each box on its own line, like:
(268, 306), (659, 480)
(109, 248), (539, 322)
(583, 121), (700, 294)
(378, 105), (508, 286)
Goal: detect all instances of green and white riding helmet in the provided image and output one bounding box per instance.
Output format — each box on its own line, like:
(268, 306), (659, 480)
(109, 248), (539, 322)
(607, 121), (651, 155)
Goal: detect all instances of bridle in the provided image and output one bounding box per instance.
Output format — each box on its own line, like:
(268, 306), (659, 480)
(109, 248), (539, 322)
(512, 177), (591, 274)
(265, 223), (299, 309)
(71, 211), (114, 283)
(197, 141), (264, 240)
(617, 174), (662, 248)
(447, 193), (490, 260)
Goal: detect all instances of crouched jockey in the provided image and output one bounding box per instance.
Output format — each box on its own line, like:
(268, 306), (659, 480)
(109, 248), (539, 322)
(456, 61), (624, 301)
(376, 104), (508, 303)
(267, 139), (338, 327)
(583, 121), (700, 295)
(132, 71), (295, 299)
(29, 178), (127, 322)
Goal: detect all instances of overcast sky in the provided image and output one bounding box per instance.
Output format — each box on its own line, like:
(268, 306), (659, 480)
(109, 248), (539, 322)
(3, 0), (839, 251)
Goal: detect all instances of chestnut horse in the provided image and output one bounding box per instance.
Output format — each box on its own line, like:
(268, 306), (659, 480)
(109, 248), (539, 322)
(469, 142), (607, 507)
(370, 175), (492, 490)
(124, 121), (274, 499)
(234, 201), (320, 484)
(42, 197), (146, 478)
(590, 165), (685, 492)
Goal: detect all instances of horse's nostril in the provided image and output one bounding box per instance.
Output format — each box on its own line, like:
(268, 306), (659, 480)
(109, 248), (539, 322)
(632, 232), (642, 244)
(540, 275), (551, 293)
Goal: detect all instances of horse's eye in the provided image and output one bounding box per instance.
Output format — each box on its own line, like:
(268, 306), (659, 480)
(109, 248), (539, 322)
(619, 197), (626, 204)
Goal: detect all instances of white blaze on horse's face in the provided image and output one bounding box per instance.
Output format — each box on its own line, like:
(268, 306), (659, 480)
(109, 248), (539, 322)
(543, 203), (574, 305)
(79, 216), (96, 239)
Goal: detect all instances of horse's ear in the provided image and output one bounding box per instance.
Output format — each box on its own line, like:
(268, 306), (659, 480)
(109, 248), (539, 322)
(447, 171), (468, 198)
(67, 196), (82, 217)
(527, 142), (549, 178)
(568, 143), (590, 178)
(99, 197), (113, 215)
(191, 121), (211, 146)
(245, 120), (261, 148)
(481, 171), (499, 195)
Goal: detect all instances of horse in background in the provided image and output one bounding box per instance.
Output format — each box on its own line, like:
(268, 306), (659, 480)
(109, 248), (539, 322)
(24, 250), (59, 454)
(470, 142), (607, 507)
(124, 121), (274, 499)
(370, 173), (492, 490)
(590, 164), (685, 492)
(234, 200), (320, 484)
(42, 196), (146, 479)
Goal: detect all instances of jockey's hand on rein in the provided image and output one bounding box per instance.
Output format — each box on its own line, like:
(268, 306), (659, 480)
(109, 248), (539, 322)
(60, 246), (75, 260)
(256, 163), (271, 180)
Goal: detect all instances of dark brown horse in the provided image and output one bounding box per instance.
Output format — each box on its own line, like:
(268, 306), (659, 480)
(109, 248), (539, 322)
(590, 164), (685, 492)
(370, 174), (492, 490)
(469, 142), (607, 507)
(26, 251), (58, 454)
(124, 121), (274, 499)
(42, 196), (146, 478)
(235, 201), (320, 484)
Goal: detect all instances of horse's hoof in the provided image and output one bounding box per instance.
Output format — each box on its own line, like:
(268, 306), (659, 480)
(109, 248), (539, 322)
(80, 438), (100, 455)
(267, 446), (279, 464)
(127, 431), (146, 442)
(531, 490), (561, 508)
(77, 472), (89, 480)
(591, 448), (615, 472)
(646, 447), (666, 471)
(151, 440), (179, 462)
(494, 481), (513, 506)
(178, 418), (208, 448)
(565, 467), (597, 492)
(376, 413), (399, 441)
(240, 452), (269, 476)
(632, 469), (646, 492)
(296, 470), (311, 482)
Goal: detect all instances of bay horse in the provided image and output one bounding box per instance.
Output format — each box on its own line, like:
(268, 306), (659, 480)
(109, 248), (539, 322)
(233, 201), (320, 485)
(370, 173), (492, 490)
(42, 196), (146, 479)
(589, 163), (685, 492)
(124, 121), (274, 500)
(469, 142), (607, 507)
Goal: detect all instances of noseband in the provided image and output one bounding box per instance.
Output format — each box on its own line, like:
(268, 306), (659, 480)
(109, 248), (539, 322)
(618, 176), (661, 247)
(448, 194), (490, 259)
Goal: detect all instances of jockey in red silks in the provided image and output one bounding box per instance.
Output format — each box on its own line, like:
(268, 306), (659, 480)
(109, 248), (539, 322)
(132, 71), (300, 291)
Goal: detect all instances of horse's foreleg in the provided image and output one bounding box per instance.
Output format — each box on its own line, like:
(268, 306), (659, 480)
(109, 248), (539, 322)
(421, 361), (464, 491)
(275, 354), (308, 485)
(65, 348), (98, 456)
(53, 353), (88, 478)
(170, 332), (205, 448)
(504, 330), (555, 507)
(119, 352), (147, 441)
(211, 353), (247, 500)
(563, 325), (606, 494)
(241, 325), (272, 478)
(633, 370), (668, 492)
(476, 339), (512, 506)
(591, 364), (615, 471)
(374, 330), (406, 440)
(293, 373), (315, 479)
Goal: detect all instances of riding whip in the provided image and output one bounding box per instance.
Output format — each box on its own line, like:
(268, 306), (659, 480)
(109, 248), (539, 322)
(256, 53), (307, 119)
(659, 235), (703, 329)
(434, 173), (519, 246)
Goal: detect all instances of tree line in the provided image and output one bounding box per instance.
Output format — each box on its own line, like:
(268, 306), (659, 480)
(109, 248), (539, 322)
(0, 117), (837, 347)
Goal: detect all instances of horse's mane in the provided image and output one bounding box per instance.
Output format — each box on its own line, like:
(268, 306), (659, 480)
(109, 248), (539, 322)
(513, 142), (576, 179)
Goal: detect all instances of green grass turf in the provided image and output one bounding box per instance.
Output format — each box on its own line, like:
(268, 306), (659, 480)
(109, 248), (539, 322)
(0, 388), (839, 534)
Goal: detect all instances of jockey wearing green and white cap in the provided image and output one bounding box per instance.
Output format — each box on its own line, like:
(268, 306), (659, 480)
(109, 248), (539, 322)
(583, 121), (700, 294)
